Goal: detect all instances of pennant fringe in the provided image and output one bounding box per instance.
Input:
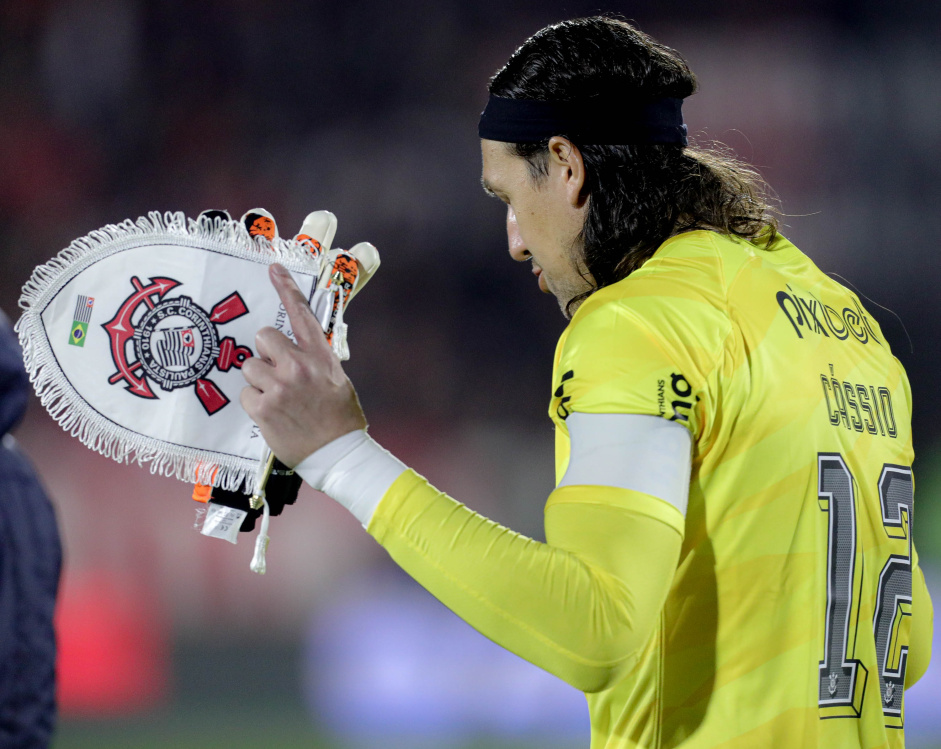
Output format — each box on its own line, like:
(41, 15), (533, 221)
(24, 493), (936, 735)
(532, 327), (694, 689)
(15, 211), (320, 491)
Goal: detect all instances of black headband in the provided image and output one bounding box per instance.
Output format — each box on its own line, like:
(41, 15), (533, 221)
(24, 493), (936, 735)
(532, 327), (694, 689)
(478, 95), (688, 146)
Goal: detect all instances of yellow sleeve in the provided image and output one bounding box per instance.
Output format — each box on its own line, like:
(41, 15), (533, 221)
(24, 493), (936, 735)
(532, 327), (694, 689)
(367, 469), (683, 693)
(906, 548), (934, 688)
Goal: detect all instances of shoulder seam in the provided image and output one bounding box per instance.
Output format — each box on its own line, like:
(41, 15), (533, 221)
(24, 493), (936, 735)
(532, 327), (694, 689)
(704, 231), (748, 374)
(688, 232), (735, 388)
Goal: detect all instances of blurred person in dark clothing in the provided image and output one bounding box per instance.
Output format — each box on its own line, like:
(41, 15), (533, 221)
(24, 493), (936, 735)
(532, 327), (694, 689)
(0, 310), (61, 747)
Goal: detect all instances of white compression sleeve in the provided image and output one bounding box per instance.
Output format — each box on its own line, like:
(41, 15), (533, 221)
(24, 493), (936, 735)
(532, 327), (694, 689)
(558, 412), (692, 516)
(293, 430), (408, 527)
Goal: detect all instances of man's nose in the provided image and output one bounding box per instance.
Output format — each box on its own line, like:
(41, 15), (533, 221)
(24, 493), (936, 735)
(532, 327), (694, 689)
(506, 206), (530, 262)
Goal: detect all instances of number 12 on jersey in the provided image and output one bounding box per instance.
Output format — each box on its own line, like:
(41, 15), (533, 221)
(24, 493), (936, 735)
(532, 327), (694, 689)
(817, 453), (913, 727)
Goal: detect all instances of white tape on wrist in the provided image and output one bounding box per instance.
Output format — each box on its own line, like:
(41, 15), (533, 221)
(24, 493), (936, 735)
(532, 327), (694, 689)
(294, 430), (407, 527)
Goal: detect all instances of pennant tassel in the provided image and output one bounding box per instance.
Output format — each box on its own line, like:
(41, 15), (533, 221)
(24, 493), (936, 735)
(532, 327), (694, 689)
(249, 497), (271, 575)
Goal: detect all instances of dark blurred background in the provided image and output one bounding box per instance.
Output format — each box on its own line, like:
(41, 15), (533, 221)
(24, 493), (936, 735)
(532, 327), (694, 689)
(1, 1), (939, 747)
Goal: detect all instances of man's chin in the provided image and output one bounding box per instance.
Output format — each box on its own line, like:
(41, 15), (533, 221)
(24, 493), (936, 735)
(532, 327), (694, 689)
(537, 272), (550, 294)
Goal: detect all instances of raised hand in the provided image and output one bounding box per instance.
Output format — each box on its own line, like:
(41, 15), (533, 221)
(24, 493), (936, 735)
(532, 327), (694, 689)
(194, 207), (341, 526)
(239, 263), (367, 467)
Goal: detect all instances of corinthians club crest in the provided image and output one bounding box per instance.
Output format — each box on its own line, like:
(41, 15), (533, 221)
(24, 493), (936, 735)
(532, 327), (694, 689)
(103, 276), (253, 415)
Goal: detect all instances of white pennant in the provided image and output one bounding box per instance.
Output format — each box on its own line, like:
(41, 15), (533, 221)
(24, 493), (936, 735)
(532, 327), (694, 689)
(16, 211), (323, 492)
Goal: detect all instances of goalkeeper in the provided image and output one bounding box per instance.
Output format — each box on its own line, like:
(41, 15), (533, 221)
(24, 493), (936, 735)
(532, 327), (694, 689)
(241, 17), (933, 749)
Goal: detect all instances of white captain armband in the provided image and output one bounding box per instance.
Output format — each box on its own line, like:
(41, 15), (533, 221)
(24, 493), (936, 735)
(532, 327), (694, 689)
(558, 413), (693, 516)
(294, 430), (408, 527)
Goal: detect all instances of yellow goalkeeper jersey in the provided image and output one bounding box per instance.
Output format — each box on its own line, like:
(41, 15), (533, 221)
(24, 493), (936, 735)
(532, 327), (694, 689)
(368, 229), (932, 749)
(549, 229), (928, 748)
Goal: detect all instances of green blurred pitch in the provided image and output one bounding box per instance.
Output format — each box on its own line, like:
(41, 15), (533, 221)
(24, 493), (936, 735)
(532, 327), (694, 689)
(54, 717), (562, 749)
(52, 638), (571, 749)
(52, 716), (941, 749)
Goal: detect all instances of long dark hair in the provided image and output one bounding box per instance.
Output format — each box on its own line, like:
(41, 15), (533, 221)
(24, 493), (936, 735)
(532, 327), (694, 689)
(489, 16), (778, 314)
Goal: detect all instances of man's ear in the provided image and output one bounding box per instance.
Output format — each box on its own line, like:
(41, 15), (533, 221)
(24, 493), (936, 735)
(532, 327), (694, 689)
(547, 136), (587, 208)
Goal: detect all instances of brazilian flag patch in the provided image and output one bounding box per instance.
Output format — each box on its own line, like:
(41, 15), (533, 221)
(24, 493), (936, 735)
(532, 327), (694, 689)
(69, 321), (88, 346)
(68, 294), (95, 348)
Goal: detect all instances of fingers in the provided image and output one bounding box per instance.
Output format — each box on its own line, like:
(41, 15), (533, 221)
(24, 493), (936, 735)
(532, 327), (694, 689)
(269, 263), (331, 354)
(303, 211), (338, 253)
(296, 210), (338, 262)
(242, 208), (278, 243)
(197, 209), (232, 226)
(346, 242), (380, 301)
(241, 347), (277, 392)
(239, 382), (262, 418)
(253, 325), (287, 364)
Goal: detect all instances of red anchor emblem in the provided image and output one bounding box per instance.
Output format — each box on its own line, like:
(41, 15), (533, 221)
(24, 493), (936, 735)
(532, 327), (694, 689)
(102, 277), (253, 415)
